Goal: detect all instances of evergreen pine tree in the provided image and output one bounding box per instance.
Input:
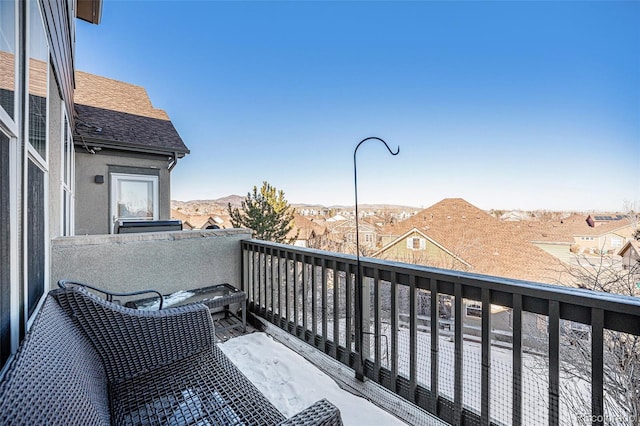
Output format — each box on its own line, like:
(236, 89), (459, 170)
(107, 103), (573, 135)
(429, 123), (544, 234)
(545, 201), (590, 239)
(228, 181), (297, 244)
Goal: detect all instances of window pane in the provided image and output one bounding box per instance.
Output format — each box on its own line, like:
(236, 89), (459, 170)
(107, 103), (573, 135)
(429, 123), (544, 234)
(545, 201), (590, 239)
(0, 132), (11, 368)
(117, 179), (154, 219)
(63, 117), (69, 185)
(27, 161), (45, 317)
(0, 0), (16, 119)
(28, 0), (48, 159)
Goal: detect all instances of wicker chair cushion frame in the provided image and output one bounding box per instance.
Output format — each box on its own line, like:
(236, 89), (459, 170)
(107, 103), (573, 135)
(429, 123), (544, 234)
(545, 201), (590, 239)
(0, 287), (343, 426)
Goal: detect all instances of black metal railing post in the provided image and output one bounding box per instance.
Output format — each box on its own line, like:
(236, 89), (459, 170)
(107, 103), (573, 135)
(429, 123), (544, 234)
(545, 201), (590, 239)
(353, 137), (399, 381)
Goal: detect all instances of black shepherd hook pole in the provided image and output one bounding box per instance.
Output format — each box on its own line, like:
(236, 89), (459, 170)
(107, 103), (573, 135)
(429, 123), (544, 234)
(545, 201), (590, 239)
(353, 137), (399, 381)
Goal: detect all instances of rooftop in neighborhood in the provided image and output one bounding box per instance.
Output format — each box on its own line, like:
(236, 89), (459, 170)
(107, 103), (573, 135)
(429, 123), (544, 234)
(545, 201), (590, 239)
(377, 198), (565, 284)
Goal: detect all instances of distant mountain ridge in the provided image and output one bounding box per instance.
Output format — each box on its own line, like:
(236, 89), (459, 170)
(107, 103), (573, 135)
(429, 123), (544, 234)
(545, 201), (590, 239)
(171, 196), (420, 215)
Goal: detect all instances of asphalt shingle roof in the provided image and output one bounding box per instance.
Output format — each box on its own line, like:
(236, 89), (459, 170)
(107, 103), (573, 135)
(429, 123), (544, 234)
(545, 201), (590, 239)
(73, 71), (189, 155)
(377, 198), (565, 284)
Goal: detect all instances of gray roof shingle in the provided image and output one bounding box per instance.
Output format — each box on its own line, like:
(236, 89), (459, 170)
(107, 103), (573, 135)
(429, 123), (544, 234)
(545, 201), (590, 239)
(73, 71), (189, 155)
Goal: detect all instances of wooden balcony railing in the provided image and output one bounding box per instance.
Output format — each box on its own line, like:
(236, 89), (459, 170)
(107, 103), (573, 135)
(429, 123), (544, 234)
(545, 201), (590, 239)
(242, 239), (640, 426)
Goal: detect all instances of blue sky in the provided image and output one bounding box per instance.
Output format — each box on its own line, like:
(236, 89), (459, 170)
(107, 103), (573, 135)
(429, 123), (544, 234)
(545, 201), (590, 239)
(76, 1), (640, 212)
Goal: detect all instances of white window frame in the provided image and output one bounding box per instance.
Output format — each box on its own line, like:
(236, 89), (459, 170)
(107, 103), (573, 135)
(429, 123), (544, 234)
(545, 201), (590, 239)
(0, 0), (20, 375)
(24, 0), (50, 330)
(60, 105), (74, 236)
(465, 300), (482, 318)
(25, 0), (49, 168)
(110, 173), (159, 233)
(0, 125), (19, 376)
(407, 236), (426, 250)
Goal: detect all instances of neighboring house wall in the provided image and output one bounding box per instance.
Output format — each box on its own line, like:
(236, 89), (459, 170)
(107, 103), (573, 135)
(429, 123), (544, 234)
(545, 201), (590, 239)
(573, 229), (632, 254)
(73, 71), (188, 235)
(74, 149), (171, 235)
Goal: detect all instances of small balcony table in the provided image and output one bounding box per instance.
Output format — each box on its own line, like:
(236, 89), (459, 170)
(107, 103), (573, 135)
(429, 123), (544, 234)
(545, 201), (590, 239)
(125, 283), (247, 335)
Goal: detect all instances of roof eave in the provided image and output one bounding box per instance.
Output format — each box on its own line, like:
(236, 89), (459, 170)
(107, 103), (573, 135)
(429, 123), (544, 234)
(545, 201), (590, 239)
(76, 0), (103, 25)
(73, 135), (190, 157)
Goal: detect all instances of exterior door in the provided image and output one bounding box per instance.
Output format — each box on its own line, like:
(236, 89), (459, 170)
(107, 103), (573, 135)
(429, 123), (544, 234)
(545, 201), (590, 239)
(110, 173), (158, 233)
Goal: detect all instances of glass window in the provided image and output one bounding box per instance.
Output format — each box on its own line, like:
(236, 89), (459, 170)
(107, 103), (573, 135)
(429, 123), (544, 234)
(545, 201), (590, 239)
(0, 131), (11, 369)
(110, 173), (159, 232)
(27, 161), (45, 318)
(466, 301), (482, 318)
(0, 0), (16, 119)
(28, 0), (48, 160)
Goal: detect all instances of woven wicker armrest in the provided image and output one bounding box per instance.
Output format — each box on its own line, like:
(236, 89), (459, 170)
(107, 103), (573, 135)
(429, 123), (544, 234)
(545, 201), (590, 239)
(278, 399), (343, 426)
(52, 287), (215, 383)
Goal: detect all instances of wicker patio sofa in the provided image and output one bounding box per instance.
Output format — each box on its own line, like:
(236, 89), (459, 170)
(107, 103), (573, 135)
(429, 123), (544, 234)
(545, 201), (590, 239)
(0, 285), (343, 425)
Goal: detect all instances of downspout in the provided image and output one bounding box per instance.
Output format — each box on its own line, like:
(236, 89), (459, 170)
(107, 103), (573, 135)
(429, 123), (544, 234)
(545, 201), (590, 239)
(168, 152), (179, 172)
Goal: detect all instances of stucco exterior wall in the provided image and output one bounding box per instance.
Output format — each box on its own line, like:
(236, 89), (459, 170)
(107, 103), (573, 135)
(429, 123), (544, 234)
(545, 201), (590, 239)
(573, 229), (632, 254)
(51, 229), (251, 296)
(74, 148), (171, 235)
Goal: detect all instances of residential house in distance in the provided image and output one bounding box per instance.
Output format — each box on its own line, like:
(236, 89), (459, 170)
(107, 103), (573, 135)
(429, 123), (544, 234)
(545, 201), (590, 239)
(170, 209), (232, 230)
(506, 213), (635, 261)
(187, 215), (225, 230)
(571, 214), (634, 253)
(374, 198), (565, 284)
(619, 239), (640, 270)
(505, 220), (577, 264)
(373, 198), (568, 345)
(326, 217), (379, 255)
(288, 214), (329, 248)
(74, 71), (189, 234)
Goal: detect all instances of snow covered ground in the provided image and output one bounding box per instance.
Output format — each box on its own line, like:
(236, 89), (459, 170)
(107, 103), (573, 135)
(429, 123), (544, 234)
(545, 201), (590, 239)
(219, 332), (407, 426)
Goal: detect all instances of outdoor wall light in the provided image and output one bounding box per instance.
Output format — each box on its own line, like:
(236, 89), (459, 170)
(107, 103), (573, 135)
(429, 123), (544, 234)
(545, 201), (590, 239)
(94, 175), (104, 184)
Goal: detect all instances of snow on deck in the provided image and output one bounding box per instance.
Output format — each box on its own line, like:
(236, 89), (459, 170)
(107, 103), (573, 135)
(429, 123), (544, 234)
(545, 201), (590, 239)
(220, 332), (407, 425)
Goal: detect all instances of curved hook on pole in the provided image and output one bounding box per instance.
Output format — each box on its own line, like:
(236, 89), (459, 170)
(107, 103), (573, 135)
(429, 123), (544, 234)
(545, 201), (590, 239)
(354, 136), (400, 160)
(353, 136), (400, 381)
(353, 137), (400, 256)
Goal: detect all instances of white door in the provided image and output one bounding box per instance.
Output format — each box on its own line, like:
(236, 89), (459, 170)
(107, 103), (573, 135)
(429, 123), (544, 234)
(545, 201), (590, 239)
(110, 173), (159, 233)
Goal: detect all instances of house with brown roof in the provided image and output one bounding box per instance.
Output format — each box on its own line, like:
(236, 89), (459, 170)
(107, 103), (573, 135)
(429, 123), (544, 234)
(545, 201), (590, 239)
(73, 72), (189, 234)
(287, 214), (329, 248)
(570, 215), (634, 254)
(505, 214), (635, 260)
(373, 198), (571, 343)
(373, 198), (565, 284)
(169, 209), (233, 230)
